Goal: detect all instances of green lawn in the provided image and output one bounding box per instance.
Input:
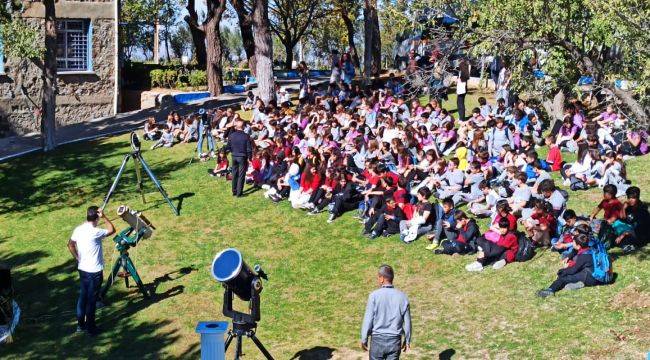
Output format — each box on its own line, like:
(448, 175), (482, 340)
(1, 108), (649, 358)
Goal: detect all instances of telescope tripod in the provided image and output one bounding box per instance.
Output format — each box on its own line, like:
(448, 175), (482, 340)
(225, 320), (273, 360)
(100, 248), (149, 300)
(102, 150), (179, 216)
(100, 227), (151, 301)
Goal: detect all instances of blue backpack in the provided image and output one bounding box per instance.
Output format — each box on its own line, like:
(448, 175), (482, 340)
(588, 241), (612, 284)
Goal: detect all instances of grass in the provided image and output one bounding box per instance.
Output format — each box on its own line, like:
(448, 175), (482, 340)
(1, 96), (649, 359)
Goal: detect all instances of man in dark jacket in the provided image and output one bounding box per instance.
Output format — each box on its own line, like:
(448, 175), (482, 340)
(224, 119), (252, 197)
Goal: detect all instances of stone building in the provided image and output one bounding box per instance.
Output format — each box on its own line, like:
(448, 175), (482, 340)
(0, 1), (118, 136)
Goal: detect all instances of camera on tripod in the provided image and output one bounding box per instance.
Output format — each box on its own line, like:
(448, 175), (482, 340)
(199, 108), (210, 128)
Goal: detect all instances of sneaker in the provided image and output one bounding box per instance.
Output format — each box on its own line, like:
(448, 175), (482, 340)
(307, 210), (319, 216)
(434, 249), (444, 255)
(369, 232), (379, 239)
(492, 259), (507, 270)
(425, 240), (439, 250)
(622, 244), (637, 254)
(536, 288), (554, 298)
(261, 184), (271, 190)
(465, 261), (484, 272)
(563, 179), (571, 187)
(327, 214), (335, 223)
(76, 325), (86, 333)
(563, 282), (585, 291)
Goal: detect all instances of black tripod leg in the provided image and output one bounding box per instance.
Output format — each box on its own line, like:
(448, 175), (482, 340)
(137, 154), (180, 216)
(250, 333), (274, 360)
(224, 331), (234, 351)
(134, 156), (146, 204)
(235, 334), (243, 360)
(101, 154), (131, 210)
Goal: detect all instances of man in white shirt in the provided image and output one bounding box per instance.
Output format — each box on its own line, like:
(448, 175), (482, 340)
(67, 206), (115, 336)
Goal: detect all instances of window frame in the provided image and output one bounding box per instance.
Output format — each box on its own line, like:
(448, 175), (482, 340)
(56, 19), (93, 74)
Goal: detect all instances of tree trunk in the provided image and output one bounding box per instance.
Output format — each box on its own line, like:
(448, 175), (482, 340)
(363, 0), (381, 83)
(252, 0), (275, 103)
(41, 0), (57, 151)
(284, 41), (294, 70)
(164, 24), (171, 62)
(205, 3), (226, 97)
(153, 19), (160, 64)
(542, 90), (565, 122)
(186, 0), (207, 68)
(231, 0), (257, 76)
(609, 86), (649, 126)
(340, 9), (360, 69)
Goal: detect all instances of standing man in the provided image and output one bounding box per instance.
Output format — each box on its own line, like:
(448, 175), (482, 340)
(456, 57), (470, 122)
(361, 265), (411, 359)
(67, 206), (115, 336)
(225, 118), (253, 197)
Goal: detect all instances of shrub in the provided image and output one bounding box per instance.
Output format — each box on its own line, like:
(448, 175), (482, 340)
(188, 70), (207, 87)
(163, 69), (178, 88)
(150, 69), (165, 88)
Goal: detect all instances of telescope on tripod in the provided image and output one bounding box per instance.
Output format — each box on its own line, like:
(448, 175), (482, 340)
(102, 132), (179, 216)
(100, 205), (155, 301)
(208, 248), (274, 360)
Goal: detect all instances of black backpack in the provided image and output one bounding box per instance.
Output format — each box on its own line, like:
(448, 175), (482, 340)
(515, 232), (536, 262)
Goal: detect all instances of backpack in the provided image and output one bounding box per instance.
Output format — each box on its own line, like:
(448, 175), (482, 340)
(569, 176), (589, 191)
(588, 241), (613, 284)
(515, 232), (536, 262)
(558, 189), (570, 201)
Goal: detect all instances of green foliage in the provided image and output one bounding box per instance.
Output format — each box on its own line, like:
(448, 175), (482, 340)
(120, 0), (182, 61)
(150, 69), (178, 88)
(187, 69), (207, 87)
(0, 18), (43, 59)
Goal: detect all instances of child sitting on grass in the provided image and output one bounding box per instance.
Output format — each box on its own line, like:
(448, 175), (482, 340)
(465, 217), (519, 272)
(537, 233), (610, 297)
(590, 184), (623, 223)
(434, 210), (479, 255)
(151, 125), (174, 149)
(209, 149), (230, 177)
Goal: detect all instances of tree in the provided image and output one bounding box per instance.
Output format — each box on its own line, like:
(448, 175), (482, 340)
(363, 0), (381, 81)
(221, 26), (244, 65)
(269, 0), (320, 69)
(229, 0), (258, 75)
(0, 6), (56, 151)
(252, 0), (276, 103)
(185, 0), (207, 67)
(169, 23), (192, 59)
(41, 0), (57, 151)
(333, 0), (361, 68)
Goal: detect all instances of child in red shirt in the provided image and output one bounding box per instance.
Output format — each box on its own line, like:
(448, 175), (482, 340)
(545, 135), (563, 172)
(590, 184), (623, 223)
(209, 149), (230, 177)
(466, 217), (519, 272)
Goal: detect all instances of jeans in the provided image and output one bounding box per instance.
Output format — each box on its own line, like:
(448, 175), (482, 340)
(370, 334), (402, 360)
(77, 270), (103, 331)
(549, 270), (600, 292)
(197, 122), (215, 155)
(457, 93), (466, 121)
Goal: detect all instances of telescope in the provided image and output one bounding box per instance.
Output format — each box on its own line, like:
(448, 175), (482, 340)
(100, 205), (154, 301)
(211, 248), (273, 360)
(117, 205), (155, 240)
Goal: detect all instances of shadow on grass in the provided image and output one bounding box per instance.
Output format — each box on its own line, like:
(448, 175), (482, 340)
(290, 346), (335, 359)
(0, 139), (190, 217)
(2, 250), (187, 358)
(610, 246), (650, 262)
(440, 348), (456, 359)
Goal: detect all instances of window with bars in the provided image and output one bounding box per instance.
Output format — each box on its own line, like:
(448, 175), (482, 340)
(56, 19), (92, 72)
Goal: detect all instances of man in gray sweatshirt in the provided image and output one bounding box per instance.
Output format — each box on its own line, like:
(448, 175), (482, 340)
(361, 265), (411, 359)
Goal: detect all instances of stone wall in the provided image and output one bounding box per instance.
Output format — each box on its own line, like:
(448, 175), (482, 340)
(0, 2), (116, 136)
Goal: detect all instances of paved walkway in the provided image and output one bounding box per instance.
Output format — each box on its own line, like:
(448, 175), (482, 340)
(0, 78), (326, 163)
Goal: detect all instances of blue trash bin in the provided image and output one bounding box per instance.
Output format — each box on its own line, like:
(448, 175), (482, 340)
(196, 321), (229, 360)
